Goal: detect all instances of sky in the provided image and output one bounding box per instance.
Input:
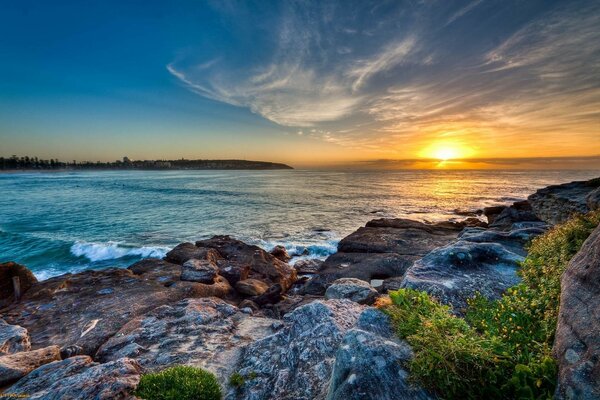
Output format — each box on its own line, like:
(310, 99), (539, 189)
(0, 0), (599, 168)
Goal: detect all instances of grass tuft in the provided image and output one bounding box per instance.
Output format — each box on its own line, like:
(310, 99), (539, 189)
(135, 365), (222, 400)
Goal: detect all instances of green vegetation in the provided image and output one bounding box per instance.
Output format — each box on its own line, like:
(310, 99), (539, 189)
(383, 210), (600, 400)
(135, 365), (222, 400)
(228, 372), (245, 389)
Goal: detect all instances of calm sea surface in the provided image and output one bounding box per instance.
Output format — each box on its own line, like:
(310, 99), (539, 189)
(1, 169), (598, 280)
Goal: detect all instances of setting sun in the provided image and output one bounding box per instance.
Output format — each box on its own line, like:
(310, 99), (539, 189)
(419, 141), (475, 161)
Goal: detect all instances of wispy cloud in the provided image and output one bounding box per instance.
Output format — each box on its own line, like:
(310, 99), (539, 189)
(168, 0), (600, 158)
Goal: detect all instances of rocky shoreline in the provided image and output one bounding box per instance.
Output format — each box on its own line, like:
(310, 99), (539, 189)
(1, 177), (599, 399)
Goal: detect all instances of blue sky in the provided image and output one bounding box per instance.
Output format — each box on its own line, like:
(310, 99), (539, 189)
(1, 0), (599, 167)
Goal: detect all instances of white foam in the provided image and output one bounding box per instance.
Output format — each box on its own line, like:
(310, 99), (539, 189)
(70, 241), (169, 262)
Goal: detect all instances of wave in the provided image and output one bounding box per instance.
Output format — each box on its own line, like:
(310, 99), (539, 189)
(255, 239), (339, 261)
(70, 241), (170, 262)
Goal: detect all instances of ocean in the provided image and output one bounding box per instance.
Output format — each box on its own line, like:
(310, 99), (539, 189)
(1, 169), (598, 280)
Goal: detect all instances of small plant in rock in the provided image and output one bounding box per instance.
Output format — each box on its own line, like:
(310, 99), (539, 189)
(228, 372), (245, 389)
(135, 365), (222, 400)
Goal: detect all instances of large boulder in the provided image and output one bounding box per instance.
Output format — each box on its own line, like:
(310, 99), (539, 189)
(165, 242), (223, 264)
(0, 345), (61, 386)
(235, 278), (270, 296)
(195, 236), (297, 290)
(5, 356), (141, 400)
(181, 259), (219, 283)
(0, 261), (38, 307)
(488, 201), (541, 230)
(303, 219), (461, 295)
(270, 245), (291, 262)
(528, 177), (600, 224)
(230, 300), (365, 400)
(325, 278), (379, 305)
(401, 226), (546, 312)
(554, 224), (600, 399)
(96, 297), (275, 381)
(0, 264), (231, 356)
(0, 319), (30, 355)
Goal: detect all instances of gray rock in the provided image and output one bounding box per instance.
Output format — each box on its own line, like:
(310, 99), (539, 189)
(325, 278), (379, 305)
(230, 300), (365, 400)
(0, 345), (61, 386)
(528, 177), (600, 224)
(586, 187), (600, 210)
(488, 201), (540, 230)
(96, 297), (275, 381)
(5, 356), (141, 400)
(294, 259), (324, 274)
(554, 225), (600, 399)
(326, 329), (432, 400)
(0, 319), (30, 355)
(402, 225), (546, 311)
(356, 308), (394, 338)
(302, 219), (461, 295)
(181, 258), (219, 283)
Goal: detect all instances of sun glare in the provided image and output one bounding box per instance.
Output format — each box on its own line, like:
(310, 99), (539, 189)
(419, 141), (474, 162)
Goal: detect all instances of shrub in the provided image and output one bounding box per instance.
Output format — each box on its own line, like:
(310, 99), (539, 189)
(228, 372), (245, 389)
(383, 210), (600, 400)
(135, 365), (222, 400)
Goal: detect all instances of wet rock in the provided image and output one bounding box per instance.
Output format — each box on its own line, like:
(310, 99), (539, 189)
(325, 278), (379, 305)
(217, 260), (250, 285)
(401, 226), (546, 312)
(236, 278), (270, 296)
(554, 225), (600, 399)
(165, 242), (223, 264)
(5, 356), (141, 400)
(270, 245), (291, 262)
(181, 259), (219, 283)
(327, 329), (431, 400)
(303, 219), (460, 295)
(483, 206), (506, 225)
(0, 319), (30, 355)
(294, 259), (324, 275)
(528, 177), (600, 224)
(230, 299), (364, 400)
(96, 297), (274, 381)
(196, 236), (297, 290)
(0, 345), (61, 386)
(0, 267), (232, 356)
(0, 261), (38, 307)
(489, 201), (541, 230)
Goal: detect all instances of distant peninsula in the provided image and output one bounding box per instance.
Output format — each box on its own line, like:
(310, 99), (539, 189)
(0, 155), (293, 171)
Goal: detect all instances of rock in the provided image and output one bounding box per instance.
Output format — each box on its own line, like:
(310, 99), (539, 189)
(294, 259), (324, 274)
(230, 299), (364, 400)
(96, 297), (274, 381)
(302, 219), (461, 295)
(401, 226), (546, 312)
(0, 319), (30, 355)
(5, 356), (141, 400)
(483, 206), (506, 225)
(0, 266), (232, 356)
(236, 278), (270, 296)
(0, 261), (38, 307)
(251, 283), (283, 306)
(127, 258), (182, 286)
(528, 177), (600, 224)
(554, 225), (600, 399)
(60, 344), (84, 359)
(239, 299), (260, 313)
(270, 245), (291, 262)
(181, 259), (219, 283)
(587, 187), (600, 210)
(165, 242), (223, 264)
(326, 329), (431, 400)
(489, 201), (540, 230)
(0, 345), (61, 386)
(196, 236), (297, 290)
(217, 260), (250, 285)
(325, 278), (379, 305)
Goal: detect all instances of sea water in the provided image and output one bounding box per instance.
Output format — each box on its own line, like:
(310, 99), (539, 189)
(1, 169), (598, 280)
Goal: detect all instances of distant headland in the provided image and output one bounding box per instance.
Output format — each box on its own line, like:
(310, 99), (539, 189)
(0, 155), (293, 171)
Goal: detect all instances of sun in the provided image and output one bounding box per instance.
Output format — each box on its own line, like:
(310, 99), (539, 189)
(419, 141), (475, 162)
(433, 147), (458, 161)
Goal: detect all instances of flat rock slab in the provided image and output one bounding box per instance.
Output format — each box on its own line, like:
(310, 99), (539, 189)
(96, 297), (275, 381)
(402, 226), (546, 311)
(0, 345), (60, 386)
(528, 177), (600, 224)
(303, 219), (461, 294)
(0, 319), (30, 355)
(5, 356), (141, 400)
(0, 265), (231, 355)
